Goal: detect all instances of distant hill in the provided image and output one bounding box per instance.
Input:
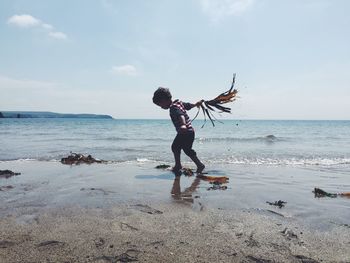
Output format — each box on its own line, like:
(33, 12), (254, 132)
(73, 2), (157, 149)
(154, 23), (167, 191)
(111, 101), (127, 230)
(0, 111), (113, 119)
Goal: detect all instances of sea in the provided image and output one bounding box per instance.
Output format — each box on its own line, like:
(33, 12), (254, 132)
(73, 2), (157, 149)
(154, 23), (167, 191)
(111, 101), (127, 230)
(0, 119), (349, 171)
(1, 118), (350, 230)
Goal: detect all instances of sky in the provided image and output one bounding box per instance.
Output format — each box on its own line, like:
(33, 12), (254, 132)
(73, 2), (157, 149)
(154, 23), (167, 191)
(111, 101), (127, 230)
(0, 0), (349, 120)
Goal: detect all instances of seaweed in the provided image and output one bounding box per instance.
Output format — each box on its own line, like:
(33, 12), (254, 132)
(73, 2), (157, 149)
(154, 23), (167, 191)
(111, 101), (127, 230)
(193, 73), (239, 127)
(155, 164), (171, 169)
(60, 152), (104, 165)
(0, 170), (20, 179)
(313, 187), (350, 198)
(266, 200), (287, 208)
(182, 167), (194, 176)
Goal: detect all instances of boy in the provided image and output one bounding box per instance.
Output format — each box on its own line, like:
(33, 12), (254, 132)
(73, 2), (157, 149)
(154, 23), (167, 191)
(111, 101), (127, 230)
(153, 87), (205, 173)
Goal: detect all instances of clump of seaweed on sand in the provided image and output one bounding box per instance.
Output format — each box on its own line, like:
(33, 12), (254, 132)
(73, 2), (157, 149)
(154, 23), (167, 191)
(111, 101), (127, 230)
(61, 152), (104, 165)
(193, 73), (239, 127)
(313, 188), (350, 198)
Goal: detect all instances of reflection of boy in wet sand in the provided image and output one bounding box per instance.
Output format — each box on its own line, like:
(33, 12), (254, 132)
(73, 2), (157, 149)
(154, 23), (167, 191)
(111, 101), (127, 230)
(153, 87), (205, 173)
(171, 176), (201, 204)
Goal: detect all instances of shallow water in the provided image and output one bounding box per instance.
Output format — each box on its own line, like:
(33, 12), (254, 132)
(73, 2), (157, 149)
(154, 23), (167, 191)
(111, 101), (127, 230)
(1, 118), (349, 230)
(1, 119), (349, 170)
(1, 160), (349, 231)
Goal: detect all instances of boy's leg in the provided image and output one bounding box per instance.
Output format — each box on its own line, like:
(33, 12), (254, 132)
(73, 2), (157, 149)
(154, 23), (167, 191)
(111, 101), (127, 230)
(171, 134), (182, 171)
(182, 132), (205, 173)
(190, 155), (205, 173)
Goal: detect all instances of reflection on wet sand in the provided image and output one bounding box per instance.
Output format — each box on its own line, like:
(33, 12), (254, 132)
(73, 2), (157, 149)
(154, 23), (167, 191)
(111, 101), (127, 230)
(171, 176), (201, 206)
(170, 172), (230, 209)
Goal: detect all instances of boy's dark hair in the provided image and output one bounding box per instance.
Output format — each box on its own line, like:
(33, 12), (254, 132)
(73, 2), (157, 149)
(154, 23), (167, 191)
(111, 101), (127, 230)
(152, 87), (172, 104)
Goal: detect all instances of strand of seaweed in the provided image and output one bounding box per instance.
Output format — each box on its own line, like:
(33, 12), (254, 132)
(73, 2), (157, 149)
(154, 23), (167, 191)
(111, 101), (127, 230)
(193, 73), (239, 127)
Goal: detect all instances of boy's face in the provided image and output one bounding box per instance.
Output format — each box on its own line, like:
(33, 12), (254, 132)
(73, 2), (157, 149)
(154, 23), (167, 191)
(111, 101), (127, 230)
(157, 99), (172, 109)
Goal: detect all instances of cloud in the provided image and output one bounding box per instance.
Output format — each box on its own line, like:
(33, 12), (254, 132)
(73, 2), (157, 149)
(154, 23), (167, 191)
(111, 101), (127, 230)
(199, 0), (254, 22)
(7, 14), (41, 27)
(111, 65), (138, 76)
(48, 31), (67, 40)
(7, 14), (68, 40)
(42, 23), (54, 30)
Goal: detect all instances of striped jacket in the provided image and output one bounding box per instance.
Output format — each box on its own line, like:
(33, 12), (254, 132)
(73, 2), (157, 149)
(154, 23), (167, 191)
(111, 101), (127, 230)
(169, 100), (194, 133)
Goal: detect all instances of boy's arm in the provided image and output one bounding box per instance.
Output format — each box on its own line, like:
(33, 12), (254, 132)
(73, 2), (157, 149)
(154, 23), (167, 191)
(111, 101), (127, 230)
(194, 99), (204, 108)
(183, 100), (204, 110)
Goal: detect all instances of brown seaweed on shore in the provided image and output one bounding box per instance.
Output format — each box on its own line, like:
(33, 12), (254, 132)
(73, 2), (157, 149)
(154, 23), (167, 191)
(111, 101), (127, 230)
(61, 152), (104, 165)
(193, 73), (239, 127)
(182, 167), (194, 176)
(266, 200), (287, 208)
(155, 165), (194, 176)
(0, 170), (21, 179)
(195, 174), (229, 191)
(207, 181), (228, 191)
(155, 164), (171, 169)
(197, 174), (229, 184)
(313, 187), (350, 198)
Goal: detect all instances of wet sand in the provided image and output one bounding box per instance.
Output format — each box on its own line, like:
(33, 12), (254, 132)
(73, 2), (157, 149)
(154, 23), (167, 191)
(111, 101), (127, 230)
(0, 160), (350, 262)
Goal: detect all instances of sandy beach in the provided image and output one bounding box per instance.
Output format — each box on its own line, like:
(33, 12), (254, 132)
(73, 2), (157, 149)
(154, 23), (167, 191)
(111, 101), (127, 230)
(2, 0), (350, 260)
(1, 160), (349, 262)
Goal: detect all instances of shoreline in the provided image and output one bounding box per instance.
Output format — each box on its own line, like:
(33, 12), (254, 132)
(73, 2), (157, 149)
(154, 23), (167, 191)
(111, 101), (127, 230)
(1, 160), (349, 262)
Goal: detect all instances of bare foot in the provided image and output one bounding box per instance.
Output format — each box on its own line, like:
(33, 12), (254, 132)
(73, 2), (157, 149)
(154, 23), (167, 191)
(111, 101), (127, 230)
(172, 166), (182, 173)
(196, 164), (205, 174)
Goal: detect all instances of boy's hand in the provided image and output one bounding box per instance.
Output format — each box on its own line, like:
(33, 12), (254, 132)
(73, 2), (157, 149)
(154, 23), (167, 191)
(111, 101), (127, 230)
(194, 100), (204, 108)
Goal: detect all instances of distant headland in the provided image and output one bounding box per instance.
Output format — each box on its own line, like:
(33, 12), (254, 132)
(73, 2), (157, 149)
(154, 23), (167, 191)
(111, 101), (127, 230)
(0, 111), (113, 119)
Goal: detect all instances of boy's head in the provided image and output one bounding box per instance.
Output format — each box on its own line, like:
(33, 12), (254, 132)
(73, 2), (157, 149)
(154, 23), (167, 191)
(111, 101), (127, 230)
(153, 87), (172, 109)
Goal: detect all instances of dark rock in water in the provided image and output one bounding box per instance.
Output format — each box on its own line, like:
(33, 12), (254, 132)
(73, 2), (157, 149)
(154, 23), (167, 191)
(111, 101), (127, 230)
(155, 164), (171, 169)
(61, 152), (103, 165)
(266, 200), (287, 208)
(0, 112), (4, 118)
(0, 170), (21, 179)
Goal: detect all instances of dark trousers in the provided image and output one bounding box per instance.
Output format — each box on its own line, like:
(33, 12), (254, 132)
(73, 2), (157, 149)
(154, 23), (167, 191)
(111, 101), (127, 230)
(171, 131), (196, 158)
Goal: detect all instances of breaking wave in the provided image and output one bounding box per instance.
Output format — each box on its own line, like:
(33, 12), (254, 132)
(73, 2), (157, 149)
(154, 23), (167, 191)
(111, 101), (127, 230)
(1, 156), (349, 168)
(197, 135), (285, 143)
(208, 157), (350, 166)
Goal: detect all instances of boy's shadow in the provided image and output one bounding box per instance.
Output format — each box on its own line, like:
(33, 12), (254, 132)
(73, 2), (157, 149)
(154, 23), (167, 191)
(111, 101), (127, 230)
(171, 175), (201, 206)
